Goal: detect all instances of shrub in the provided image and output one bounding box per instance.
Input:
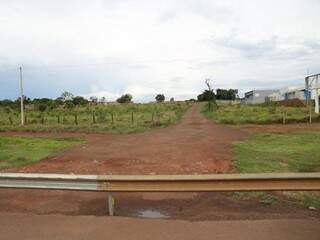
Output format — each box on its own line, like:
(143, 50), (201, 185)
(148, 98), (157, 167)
(155, 94), (165, 103)
(117, 94), (132, 103)
(38, 104), (47, 112)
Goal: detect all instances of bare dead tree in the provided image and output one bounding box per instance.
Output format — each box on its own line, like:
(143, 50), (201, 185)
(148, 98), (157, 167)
(205, 78), (217, 111)
(205, 78), (212, 92)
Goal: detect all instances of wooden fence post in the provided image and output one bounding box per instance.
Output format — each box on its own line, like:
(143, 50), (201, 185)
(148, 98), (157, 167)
(282, 111), (286, 124)
(111, 113), (114, 124)
(92, 112), (96, 124)
(8, 116), (13, 125)
(107, 194), (114, 216)
(309, 108), (312, 124)
(74, 114), (78, 125)
(131, 112), (134, 123)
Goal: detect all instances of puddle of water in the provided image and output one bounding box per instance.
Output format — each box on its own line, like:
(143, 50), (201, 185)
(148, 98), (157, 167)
(138, 209), (169, 219)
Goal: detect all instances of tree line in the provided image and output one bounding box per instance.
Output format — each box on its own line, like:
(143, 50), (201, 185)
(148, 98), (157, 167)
(0, 86), (238, 112)
(197, 88), (238, 101)
(0, 92), (174, 111)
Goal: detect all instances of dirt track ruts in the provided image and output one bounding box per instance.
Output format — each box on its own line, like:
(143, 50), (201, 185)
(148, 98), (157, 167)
(15, 103), (248, 174)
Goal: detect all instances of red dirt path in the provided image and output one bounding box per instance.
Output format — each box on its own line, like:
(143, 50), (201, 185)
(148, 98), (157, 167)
(11, 104), (248, 174)
(1, 213), (319, 240)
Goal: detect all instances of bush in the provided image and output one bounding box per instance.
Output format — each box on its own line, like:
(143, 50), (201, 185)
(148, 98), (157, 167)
(72, 96), (89, 106)
(117, 94), (132, 103)
(64, 101), (75, 109)
(197, 90), (215, 102)
(4, 107), (12, 114)
(203, 103), (316, 125)
(155, 94), (165, 103)
(38, 104), (47, 112)
(0, 102), (190, 133)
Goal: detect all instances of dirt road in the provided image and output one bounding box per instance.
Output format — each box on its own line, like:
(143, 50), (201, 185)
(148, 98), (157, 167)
(15, 103), (247, 174)
(1, 213), (319, 240)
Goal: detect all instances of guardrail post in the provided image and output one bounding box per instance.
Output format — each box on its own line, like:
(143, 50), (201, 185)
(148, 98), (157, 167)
(107, 194), (114, 216)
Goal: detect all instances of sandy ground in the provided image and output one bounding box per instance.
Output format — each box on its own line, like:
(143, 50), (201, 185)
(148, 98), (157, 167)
(1, 213), (319, 240)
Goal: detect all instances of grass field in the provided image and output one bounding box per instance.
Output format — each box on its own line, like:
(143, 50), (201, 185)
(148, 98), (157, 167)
(234, 133), (320, 173)
(233, 133), (320, 209)
(0, 102), (190, 134)
(0, 136), (85, 170)
(203, 103), (320, 124)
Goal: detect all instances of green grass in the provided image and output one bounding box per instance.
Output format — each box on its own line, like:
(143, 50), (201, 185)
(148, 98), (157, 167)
(233, 133), (320, 209)
(0, 136), (85, 170)
(234, 133), (320, 173)
(234, 192), (279, 205)
(284, 192), (320, 209)
(0, 102), (190, 134)
(203, 103), (319, 124)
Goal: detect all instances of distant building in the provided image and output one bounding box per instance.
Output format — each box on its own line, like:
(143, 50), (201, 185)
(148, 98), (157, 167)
(264, 86), (311, 103)
(283, 87), (310, 101)
(244, 90), (279, 104)
(265, 92), (283, 102)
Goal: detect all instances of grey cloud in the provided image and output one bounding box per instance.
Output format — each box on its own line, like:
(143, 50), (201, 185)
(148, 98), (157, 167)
(303, 39), (320, 51)
(188, 59), (232, 70)
(1, 0), (320, 101)
(170, 76), (184, 83)
(237, 79), (302, 89)
(211, 35), (277, 59)
(156, 0), (234, 24)
(157, 11), (177, 24)
(210, 35), (320, 61)
(185, 0), (234, 22)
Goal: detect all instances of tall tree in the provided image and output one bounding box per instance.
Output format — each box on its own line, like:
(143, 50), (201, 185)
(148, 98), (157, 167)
(216, 89), (238, 100)
(100, 96), (106, 103)
(89, 96), (98, 104)
(155, 94), (165, 102)
(60, 91), (74, 101)
(72, 96), (89, 105)
(117, 94), (133, 103)
(197, 78), (217, 111)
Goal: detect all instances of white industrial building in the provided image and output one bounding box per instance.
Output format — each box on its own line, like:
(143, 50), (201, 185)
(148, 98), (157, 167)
(263, 86), (310, 102)
(284, 87), (309, 100)
(243, 74), (320, 113)
(244, 90), (279, 104)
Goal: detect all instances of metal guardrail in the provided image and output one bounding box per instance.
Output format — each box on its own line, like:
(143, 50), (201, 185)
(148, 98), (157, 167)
(0, 172), (320, 192)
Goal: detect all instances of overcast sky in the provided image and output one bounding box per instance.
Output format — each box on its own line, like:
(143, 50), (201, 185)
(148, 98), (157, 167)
(0, 0), (319, 102)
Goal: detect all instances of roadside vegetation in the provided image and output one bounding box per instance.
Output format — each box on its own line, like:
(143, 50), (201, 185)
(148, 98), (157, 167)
(203, 102), (320, 124)
(0, 96), (190, 134)
(233, 133), (320, 209)
(234, 133), (320, 173)
(0, 136), (85, 170)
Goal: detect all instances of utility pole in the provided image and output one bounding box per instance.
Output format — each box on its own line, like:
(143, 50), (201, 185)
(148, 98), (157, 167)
(19, 66), (25, 126)
(306, 73), (320, 114)
(315, 75), (319, 114)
